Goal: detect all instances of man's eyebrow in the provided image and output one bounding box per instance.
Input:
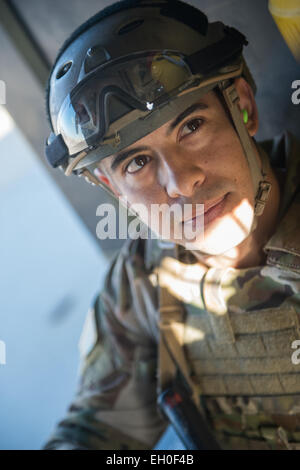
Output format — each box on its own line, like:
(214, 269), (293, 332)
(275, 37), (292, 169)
(166, 101), (208, 136)
(110, 145), (149, 172)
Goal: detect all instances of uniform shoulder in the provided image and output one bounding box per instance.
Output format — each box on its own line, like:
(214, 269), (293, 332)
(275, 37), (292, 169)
(264, 191), (300, 274)
(99, 237), (159, 311)
(263, 131), (300, 274)
(107, 236), (168, 277)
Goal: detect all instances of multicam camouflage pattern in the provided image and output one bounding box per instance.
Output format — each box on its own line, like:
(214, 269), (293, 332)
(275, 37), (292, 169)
(42, 131), (300, 450)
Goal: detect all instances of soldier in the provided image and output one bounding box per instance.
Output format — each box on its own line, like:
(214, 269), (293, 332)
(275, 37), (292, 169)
(42, 0), (300, 450)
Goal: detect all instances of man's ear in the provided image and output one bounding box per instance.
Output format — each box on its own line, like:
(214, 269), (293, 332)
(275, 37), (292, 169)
(93, 167), (121, 198)
(234, 77), (259, 137)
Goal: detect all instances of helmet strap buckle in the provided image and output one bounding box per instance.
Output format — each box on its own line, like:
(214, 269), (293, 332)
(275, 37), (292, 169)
(254, 181), (272, 216)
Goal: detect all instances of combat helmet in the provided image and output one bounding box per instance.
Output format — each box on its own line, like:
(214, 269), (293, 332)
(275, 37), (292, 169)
(45, 0), (271, 218)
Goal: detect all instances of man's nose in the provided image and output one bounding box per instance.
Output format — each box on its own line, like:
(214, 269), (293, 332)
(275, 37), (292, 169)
(158, 145), (206, 198)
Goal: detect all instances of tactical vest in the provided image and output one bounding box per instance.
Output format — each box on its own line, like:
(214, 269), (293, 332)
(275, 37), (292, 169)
(155, 241), (300, 451)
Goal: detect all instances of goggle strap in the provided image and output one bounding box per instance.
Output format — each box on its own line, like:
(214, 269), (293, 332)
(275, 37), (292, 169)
(78, 168), (129, 209)
(65, 150), (88, 176)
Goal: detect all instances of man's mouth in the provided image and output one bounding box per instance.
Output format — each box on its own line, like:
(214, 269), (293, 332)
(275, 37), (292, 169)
(181, 194), (228, 229)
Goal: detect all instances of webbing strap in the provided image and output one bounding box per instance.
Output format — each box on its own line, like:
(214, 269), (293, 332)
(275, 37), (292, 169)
(220, 81), (272, 224)
(157, 246), (201, 410)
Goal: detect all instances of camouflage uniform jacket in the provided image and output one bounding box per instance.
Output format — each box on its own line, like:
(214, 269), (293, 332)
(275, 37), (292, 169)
(42, 131), (300, 450)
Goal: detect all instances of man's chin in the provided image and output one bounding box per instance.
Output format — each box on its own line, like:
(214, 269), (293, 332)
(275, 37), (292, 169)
(180, 203), (254, 255)
(150, 209), (253, 256)
(177, 226), (251, 256)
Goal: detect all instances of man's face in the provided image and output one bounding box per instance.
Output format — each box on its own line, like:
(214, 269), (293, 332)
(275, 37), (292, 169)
(95, 78), (260, 255)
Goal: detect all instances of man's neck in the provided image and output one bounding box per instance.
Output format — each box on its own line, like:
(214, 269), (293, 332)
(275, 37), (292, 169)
(193, 164), (282, 270)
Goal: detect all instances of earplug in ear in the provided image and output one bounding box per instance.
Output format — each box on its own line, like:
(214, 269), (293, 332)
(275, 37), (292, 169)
(242, 109), (248, 124)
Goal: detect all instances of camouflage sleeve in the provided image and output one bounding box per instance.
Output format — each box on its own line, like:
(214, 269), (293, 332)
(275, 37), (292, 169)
(41, 240), (167, 450)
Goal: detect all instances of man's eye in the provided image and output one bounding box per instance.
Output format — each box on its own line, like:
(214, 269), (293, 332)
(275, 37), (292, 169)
(180, 118), (203, 138)
(125, 155), (150, 174)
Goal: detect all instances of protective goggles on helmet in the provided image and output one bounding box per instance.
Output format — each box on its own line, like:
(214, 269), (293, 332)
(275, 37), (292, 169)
(45, 26), (247, 171)
(58, 51), (193, 154)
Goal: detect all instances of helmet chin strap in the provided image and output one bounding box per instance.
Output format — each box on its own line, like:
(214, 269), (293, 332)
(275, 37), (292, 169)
(219, 80), (272, 234)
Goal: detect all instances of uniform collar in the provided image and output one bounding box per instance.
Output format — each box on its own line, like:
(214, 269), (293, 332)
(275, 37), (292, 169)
(261, 131), (300, 270)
